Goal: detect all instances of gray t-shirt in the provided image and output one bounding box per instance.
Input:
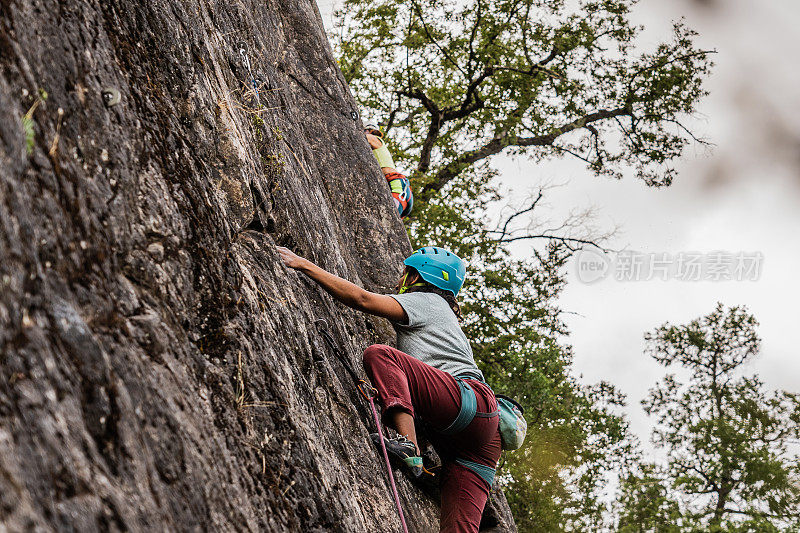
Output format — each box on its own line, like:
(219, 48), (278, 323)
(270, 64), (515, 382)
(390, 292), (484, 381)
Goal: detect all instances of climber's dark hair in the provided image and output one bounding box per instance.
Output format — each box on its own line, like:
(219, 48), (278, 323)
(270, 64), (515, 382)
(401, 267), (463, 321)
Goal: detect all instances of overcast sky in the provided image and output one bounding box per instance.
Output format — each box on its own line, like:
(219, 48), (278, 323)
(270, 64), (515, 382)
(317, 0), (800, 460)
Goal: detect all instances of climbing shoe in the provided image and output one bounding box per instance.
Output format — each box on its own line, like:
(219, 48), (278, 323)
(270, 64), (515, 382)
(370, 433), (437, 488)
(371, 433), (421, 472)
(370, 433), (439, 489)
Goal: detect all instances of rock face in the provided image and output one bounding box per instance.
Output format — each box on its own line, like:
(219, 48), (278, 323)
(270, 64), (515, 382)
(0, 1), (516, 531)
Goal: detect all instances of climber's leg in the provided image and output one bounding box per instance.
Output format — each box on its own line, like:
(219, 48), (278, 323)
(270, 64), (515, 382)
(363, 345), (502, 532)
(362, 344), (462, 430)
(390, 410), (418, 450)
(439, 461), (491, 533)
(384, 172), (412, 218)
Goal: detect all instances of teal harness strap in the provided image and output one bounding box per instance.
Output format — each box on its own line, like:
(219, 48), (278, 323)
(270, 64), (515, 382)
(440, 379), (500, 434)
(455, 458), (496, 488)
(440, 380), (477, 435)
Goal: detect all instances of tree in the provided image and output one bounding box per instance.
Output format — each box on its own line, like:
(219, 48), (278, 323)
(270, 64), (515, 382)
(334, 0), (713, 201)
(636, 304), (800, 531)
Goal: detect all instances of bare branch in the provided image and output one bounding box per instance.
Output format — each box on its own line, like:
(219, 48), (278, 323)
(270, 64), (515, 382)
(496, 234), (611, 252)
(486, 188), (616, 253)
(496, 190), (544, 238)
(550, 143), (595, 166)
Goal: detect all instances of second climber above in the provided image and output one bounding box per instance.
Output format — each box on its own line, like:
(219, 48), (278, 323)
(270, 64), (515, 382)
(365, 122), (414, 219)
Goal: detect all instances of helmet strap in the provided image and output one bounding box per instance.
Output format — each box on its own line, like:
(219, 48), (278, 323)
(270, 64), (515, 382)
(398, 273), (426, 294)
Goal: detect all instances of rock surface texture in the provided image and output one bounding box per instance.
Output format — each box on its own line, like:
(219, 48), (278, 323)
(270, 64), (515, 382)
(0, 0), (517, 531)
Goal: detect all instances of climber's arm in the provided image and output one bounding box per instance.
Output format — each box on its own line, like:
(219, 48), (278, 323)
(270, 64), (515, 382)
(365, 132), (397, 174)
(365, 132), (383, 150)
(277, 247), (407, 323)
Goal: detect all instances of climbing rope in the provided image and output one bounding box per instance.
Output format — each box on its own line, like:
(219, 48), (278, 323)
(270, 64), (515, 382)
(315, 320), (409, 533)
(359, 381), (410, 533)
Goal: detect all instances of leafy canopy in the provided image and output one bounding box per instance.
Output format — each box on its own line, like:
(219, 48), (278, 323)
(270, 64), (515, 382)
(335, 0), (713, 199)
(617, 463), (683, 533)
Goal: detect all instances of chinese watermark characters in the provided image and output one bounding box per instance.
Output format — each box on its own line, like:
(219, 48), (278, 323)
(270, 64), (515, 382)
(576, 249), (763, 284)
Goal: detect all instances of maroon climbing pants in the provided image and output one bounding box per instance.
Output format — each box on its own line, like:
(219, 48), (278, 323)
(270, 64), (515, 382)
(362, 344), (502, 533)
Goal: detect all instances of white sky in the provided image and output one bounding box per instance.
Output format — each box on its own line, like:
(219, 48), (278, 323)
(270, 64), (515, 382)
(317, 0), (800, 460)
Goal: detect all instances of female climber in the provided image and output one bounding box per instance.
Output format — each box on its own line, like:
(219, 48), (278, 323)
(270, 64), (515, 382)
(277, 244), (500, 533)
(364, 123), (414, 218)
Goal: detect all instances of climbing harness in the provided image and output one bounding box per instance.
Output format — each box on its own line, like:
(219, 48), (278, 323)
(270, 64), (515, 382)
(433, 376), (528, 486)
(358, 381), (409, 533)
(439, 379), (499, 435)
(239, 45), (261, 107)
(389, 175), (414, 219)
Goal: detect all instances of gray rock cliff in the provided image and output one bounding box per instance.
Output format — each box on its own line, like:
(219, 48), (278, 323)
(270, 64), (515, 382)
(0, 0), (517, 530)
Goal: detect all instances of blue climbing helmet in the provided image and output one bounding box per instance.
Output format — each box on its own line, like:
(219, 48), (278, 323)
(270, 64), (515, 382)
(403, 247), (467, 296)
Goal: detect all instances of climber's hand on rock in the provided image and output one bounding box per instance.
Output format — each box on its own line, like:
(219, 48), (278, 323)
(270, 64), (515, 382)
(277, 246), (307, 270)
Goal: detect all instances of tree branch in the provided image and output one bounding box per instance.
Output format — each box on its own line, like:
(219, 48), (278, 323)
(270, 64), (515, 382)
(722, 508), (800, 520)
(422, 106), (631, 195)
(418, 114), (443, 174)
(397, 88), (440, 115)
(398, 89), (443, 174)
(495, 190), (544, 238)
(466, 0), (482, 76)
(494, 233), (610, 252)
(629, 50), (716, 92)
(409, 0), (468, 78)
(442, 67), (492, 122)
(538, 46), (560, 66)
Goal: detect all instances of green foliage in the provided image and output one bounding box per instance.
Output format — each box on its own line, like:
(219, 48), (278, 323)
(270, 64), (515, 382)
(22, 88), (48, 155)
(22, 114), (35, 155)
(619, 304), (800, 531)
(617, 463), (683, 532)
(334, 0), (713, 198)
